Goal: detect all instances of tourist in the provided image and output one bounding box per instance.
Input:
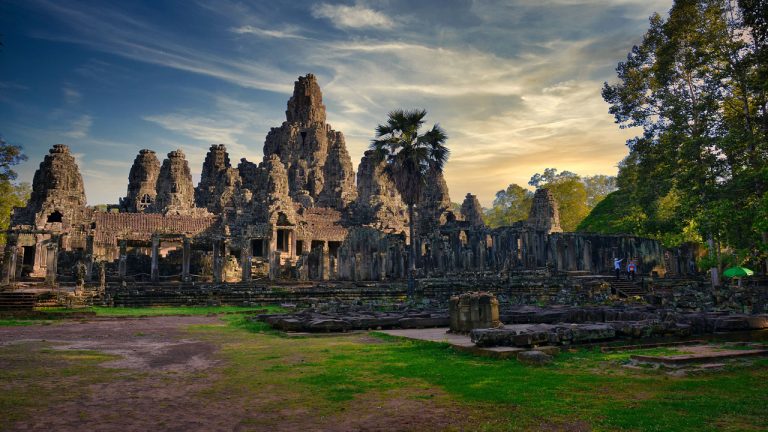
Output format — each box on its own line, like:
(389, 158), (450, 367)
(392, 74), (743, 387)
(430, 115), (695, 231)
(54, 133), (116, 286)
(614, 257), (623, 279)
(627, 260), (637, 281)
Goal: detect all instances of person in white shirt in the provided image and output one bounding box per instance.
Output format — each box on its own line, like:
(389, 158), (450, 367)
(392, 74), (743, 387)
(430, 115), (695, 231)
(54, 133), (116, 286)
(614, 258), (623, 280)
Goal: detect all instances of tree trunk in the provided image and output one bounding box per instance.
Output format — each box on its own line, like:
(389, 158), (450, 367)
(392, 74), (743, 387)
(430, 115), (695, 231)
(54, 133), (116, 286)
(763, 232), (768, 276)
(407, 203), (416, 298)
(708, 236), (719, 287)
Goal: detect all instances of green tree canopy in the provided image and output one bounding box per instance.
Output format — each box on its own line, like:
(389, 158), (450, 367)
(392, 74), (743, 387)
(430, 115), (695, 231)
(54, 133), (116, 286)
(527, 168), (616, 232)
(483, 184), (533, 228)
(596, 0), (767, 270)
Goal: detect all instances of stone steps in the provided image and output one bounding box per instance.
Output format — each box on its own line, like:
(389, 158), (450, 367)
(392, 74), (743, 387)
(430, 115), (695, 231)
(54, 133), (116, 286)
(0, 292), (37, 311)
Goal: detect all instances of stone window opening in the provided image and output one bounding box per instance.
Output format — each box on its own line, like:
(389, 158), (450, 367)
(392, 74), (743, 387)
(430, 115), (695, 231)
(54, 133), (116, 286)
(328, 241), (341, 257)
(296, 240), (304, 255)
(46, 210), (63, 223)
(251, 239), (265, 258)
(459, 231), (468, 247)
(276, 229), (291, 253)
(138, 194), (153, 211)
(300, 131), (307, 144)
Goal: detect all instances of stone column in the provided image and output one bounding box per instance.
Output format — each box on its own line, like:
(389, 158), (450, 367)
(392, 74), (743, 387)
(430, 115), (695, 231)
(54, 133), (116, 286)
(241, 240), (252, 283)
(15, 245), (25, 281)
(321, 242), (330, 281)
(151, 236), (160, 283)
(1, 244), (13, 285)
(118, 240), (127, 280)
(182, 237), (191, 282)
(7, 246), (18, 283)
(212, 239), (222, 283)
(379, 252), (387, 281)
(269, 250), (280, 281)
(85, 235), (94, 281)
(45, 242), (58, 286)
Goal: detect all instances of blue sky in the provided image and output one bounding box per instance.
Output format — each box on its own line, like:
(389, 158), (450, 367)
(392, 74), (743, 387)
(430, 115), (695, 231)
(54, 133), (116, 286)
(0, 0), (671, 206)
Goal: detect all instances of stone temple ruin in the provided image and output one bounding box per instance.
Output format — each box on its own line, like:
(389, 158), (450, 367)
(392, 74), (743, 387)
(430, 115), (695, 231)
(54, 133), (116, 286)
(0, 73), (740, 310)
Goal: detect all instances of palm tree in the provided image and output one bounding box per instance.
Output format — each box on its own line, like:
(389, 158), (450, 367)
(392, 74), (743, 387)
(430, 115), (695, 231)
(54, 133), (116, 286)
(371, 109), (449, 297)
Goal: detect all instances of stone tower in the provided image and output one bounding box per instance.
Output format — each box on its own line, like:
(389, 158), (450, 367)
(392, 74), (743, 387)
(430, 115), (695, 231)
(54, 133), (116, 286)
(526, 188), (562, 233)
(18, 144), (87, 228)
(195, 144), (240, 212)
(263, 74), (357, 210)
(120, 149), (160, 213)
(416, 167), (452, 233)
(152, 149), (196, 215)
(352, 150), (408, 233)
(460, 193), (485, 227)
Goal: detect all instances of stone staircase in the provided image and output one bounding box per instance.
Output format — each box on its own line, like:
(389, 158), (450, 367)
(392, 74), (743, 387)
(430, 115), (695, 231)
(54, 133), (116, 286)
(0, 292), (37, 311)
(610, 279), (646, 298)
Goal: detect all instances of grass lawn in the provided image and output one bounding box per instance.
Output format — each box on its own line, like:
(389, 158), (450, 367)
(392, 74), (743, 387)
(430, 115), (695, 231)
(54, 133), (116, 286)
(0, 313), (765, 431)
(0, 305), (286, 325)
(191, 316), (768, 431)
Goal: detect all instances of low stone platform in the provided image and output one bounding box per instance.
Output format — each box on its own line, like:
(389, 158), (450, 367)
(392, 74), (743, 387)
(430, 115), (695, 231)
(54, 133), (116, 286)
(379, 327), (559, 359)
(631, 345), (768, 367)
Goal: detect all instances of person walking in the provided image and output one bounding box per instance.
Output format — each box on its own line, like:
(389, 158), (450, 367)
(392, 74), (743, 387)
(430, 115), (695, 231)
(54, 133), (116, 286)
(627, 260), (637, 281)
(614, 257), (623, 279)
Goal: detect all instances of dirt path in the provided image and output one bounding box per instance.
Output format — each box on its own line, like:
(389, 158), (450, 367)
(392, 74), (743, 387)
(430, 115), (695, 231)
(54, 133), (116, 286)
(0, 317), (472, 432)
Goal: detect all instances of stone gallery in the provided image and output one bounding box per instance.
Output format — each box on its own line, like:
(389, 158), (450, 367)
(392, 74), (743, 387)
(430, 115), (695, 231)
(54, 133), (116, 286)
(1, 74), (663, 287)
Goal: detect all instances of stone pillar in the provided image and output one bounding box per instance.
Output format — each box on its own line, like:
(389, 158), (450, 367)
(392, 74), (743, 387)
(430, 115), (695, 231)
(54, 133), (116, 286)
(379, 252), (387, 281)
(241, 240), (252, 283)
(15, 245), (24, 281)
(212, 239), (222, 283)
(269, 251), (280, 281)
(322, 242), (331, 281)
(85, 235), (94, 281)
(151, 236), (160, 283)
(98, 262), (106, 290)
(1, 244), (13, 285)
(118, 240), (127, 280)
(182, 237), (191, 282)
(7, 246), (18, 283)
(45, 242), (58, 286)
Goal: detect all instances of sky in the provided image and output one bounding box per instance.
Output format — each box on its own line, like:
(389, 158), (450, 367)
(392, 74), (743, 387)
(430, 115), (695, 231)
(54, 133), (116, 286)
(0, 0), (672, 206)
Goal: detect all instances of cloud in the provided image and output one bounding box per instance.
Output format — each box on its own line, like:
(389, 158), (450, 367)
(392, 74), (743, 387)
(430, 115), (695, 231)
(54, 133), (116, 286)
(13, 0), (671, 206)
(230, 25), (308, 40)
(65, 115), (92, 139)
(311, 3), (395, 29)
(62, 85), (82, 104)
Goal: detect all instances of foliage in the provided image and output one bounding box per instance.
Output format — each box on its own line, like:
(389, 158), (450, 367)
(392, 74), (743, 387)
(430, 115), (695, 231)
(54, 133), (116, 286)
(0, 136), (26, 182)
(0, 137), (28, 248)
(0, 181), (29, 245)
(526, 168), (616, 232)
(483, 183), (533, 228)
(370, 109), (449, 293)
(370, 109), (449, 208)
(598, 0), (768, 259)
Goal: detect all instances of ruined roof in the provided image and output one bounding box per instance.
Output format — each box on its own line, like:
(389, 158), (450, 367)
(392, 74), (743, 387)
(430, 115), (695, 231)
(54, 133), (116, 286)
(93, 212), (218, 245)
(300, 208), (348, 241)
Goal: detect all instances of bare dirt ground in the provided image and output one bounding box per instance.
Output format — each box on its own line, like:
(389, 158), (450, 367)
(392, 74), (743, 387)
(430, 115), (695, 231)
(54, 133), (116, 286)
(0, 317), (473, 432)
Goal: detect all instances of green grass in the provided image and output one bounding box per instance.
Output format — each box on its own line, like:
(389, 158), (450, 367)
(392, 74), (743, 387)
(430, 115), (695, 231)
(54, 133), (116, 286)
(2, 313), (765, 431)
(188, 322), (768, 431)
(0, 305), (287, 325)
(85, 305), (286, 317)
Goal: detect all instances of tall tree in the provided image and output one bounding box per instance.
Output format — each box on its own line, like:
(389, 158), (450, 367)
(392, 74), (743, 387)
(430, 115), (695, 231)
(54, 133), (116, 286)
(371, 109), (449, 296)
(528, 168), (591, 232)
(484, 184), (533, 228)
(0, 137), (28, 247)
(602, 0), (768, 275)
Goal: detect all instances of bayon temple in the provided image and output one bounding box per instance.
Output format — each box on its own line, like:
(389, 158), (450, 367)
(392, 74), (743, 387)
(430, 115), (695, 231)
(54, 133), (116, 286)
(1, 74), (669, 290)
